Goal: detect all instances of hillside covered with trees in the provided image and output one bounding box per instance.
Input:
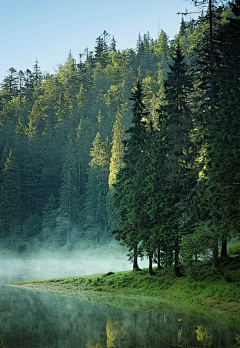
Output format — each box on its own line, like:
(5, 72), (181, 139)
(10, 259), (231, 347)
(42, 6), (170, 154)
(0, 0), (239, 274)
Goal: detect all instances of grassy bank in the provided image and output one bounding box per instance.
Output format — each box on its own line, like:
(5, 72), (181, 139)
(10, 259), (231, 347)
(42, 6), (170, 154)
(10, 259), (240, 324)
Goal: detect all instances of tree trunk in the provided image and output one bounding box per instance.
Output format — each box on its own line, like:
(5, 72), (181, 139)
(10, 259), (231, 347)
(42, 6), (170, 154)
(174, 238), (184, 278)
(157, 245), (163, 269)
(221, 238), (228, 258)
(133, 243), (141, 271)
(209, 0), (219, 268)
(212, 214), (219, 266)
(149, 254), (156, 276)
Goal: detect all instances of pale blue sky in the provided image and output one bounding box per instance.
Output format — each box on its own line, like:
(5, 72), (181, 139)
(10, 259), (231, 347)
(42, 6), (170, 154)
(0, 0), (197, 82)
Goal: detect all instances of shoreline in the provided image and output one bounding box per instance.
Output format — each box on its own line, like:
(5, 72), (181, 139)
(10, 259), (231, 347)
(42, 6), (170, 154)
(10, 267), (240, 325)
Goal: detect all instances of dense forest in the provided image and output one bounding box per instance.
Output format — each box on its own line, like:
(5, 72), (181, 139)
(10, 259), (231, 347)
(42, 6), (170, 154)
(0, 0), (239, 272)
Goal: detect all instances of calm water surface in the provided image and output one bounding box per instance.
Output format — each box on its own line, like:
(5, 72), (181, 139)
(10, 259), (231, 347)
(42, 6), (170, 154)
(0, 257), (239, 348)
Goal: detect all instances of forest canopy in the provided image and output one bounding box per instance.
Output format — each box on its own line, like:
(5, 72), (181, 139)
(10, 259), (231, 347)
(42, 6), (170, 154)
(0, 1), (239, 272)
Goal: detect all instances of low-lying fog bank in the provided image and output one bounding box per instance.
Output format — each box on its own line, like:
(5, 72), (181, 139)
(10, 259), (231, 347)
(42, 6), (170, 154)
(0, 243), (148, 284)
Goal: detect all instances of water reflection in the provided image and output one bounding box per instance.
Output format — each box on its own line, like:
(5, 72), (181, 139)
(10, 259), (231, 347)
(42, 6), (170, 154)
(0, 285), (239, 347)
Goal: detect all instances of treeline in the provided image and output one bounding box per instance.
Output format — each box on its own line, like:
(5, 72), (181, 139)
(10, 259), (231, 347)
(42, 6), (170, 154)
(0, 27), (175, 250)
(0, 1), (239, 267)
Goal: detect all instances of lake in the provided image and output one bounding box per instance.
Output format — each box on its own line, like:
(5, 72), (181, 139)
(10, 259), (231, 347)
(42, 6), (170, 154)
(0, 255), (239, 347)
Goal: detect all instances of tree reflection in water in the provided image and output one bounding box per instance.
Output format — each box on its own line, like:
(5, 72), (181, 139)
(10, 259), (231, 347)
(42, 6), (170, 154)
(0, 286), (239, 348)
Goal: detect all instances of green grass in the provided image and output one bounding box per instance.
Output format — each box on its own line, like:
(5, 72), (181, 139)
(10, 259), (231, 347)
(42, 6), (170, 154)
(10, 258), (240, 326)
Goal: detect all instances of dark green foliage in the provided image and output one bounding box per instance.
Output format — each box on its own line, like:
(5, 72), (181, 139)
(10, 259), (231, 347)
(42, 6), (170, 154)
(184, 0), (240, 264)
(108, 109), (124, 189)
(113, 81), (152, 269)
(84, 132), (110, 242)
(0, 149), (21, 247)
(32, 59), (43, 86)
(144, 45), (198, 275)
(57, 141), (79, 246)
(107, 109), (125, 229)
(1, 68), (19, 101)
(0, 6), (239, 259)
(42, 194), (59, 242)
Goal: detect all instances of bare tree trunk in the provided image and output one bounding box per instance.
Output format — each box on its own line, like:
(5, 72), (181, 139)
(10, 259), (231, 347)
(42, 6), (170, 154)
(212, 213), (219, 267)
(174, 238), (184, 278)
(149, 254), (156, 276)
(157, 245), (163, 269)
(133, 243), (141, 271)
(209, 0), (219, 268)
(221, 238), (228, 258)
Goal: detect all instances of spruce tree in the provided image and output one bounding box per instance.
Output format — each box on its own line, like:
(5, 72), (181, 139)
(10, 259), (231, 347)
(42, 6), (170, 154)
(110, 36), (117, 52)
(84, 132), (110, 241)
(108, 109), (124, 189)
(145, 45), (197, 276)
(28, 97), (47, 137)
(113, 81), (150, 271)
(42, 194), (59, 244)
(1, 68), (19, 101)
(32, 59), (43, 86)
(189, 0), (231, 264)
(205, 0), (240, 255)
(58, 141), (79, 247)
(107, 108), (125, 229)
(0, 149), (21, 248)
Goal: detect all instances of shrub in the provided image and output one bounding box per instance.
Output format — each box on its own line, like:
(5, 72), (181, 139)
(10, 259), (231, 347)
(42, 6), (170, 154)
(228, 240), (240, 256)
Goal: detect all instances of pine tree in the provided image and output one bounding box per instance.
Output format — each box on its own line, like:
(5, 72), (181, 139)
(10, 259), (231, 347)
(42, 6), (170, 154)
(22, 213), (42, 242)
(136, 33), (144, 55)
(108, 109), (124, 189)
(155, 30), (170, 79)
(18, 70), (25, 99)
(32, 59), (43, 86)
(1, 68), (19, 101)
(107, 109), (125, 229)
(110, 36), (117, 52)
(145, 45), (197, 276)
(57, 140), (79, 247)
(102, 30), (110, 52)
(179, 17), (187, 37)
(55, 90), (73, 144)
(189, 0), (230, 264)
(94, 34), (108, 67)
(42, 194), (59, 244)
(24, 69), (34, 98)
(113, 81), (150, 271)
(163, 45), (197, 275)
(28, 97), (47, 137)
(204, 0), (240, 255)
(84, 132), (110, 241)
(0, 149), (21, 248)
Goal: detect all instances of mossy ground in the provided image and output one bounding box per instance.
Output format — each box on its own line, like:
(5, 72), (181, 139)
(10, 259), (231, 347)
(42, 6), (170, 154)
(10, 257), (240, 325)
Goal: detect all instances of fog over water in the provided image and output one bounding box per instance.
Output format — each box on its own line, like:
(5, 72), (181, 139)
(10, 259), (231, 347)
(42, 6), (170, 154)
(0, 244), (148, 284)
(0, 245), (239, 348)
